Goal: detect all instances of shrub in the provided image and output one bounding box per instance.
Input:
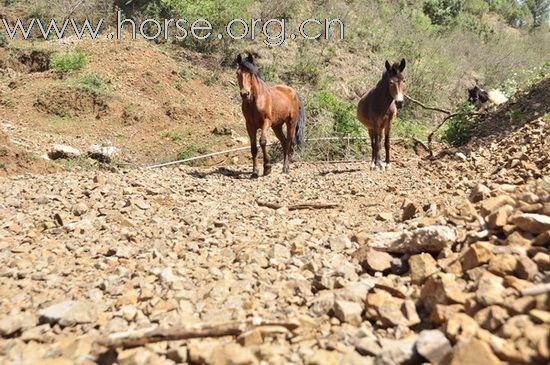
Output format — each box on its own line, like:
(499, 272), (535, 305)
(463, 0), (490, 16)
(423, 0), (464, 25)
(284, 61), (321, 86)
(176, 143), (209, 165)
(79, 72), (110, 93)
(160, 130), (182, 141)
(457, 13), (495, 41)
(441, 102), (478, 146)
(49, 50), (88, 73)
(261, 64), (278, 83)
(300, 89), (366, 161)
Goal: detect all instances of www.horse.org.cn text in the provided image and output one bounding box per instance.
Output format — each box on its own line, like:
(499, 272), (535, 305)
(1, 12), (345, 47)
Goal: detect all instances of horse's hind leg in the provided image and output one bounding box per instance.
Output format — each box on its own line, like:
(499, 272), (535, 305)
(273, 125), (289, 174)
(373, 125), (383, 170)
(246, 123), (259, 178)
(260, 119), (272, 176)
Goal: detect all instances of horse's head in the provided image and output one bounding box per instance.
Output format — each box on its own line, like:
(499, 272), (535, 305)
(384, 59), (406, 109)
(236, 53), (260, 101)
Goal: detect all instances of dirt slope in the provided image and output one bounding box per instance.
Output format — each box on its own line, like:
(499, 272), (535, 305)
(1, 38), (246, 168)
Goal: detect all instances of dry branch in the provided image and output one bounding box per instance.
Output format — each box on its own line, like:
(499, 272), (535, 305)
(95, 318), (299, 349)
(257, 200), (339, 211)
(405, 95), (452, 115)
(405, 95), (485, 158)
(521, 283), (550, 297)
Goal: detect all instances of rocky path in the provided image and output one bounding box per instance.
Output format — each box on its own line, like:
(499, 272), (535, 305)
(0, 119), (549, 365)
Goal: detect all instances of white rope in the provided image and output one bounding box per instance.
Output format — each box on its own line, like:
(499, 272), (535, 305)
(147, 136), (422, 169)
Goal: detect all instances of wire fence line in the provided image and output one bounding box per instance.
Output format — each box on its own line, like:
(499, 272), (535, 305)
(147, 136), (423, 169)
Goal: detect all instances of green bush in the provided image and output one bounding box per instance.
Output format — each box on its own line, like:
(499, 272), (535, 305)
(457, 13), (494, 41)
(78, 72), (110, 93)
(176, 143), (209, 165)
(261, 64), (278, 83)
(150, 0), (251, 52)
(463, 0), (490, 16)
(49, 50), (88, 73)
(301, 89), (366, 160)
(423, 0), (464, 25)
(310, 90), (362, 137)
(441, 103), (478, 146)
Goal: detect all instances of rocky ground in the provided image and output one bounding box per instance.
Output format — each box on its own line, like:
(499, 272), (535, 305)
(0, 119), (549, 365)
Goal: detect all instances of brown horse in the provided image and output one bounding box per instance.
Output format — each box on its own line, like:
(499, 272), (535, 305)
(357, 59), (406, 170)
(236, 53), (305, 178)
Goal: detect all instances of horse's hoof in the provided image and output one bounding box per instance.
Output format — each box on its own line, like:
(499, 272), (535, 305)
(370, 163), (377, 170)
(264, 165), (272, 176)
(384, 163), (392, 171)
(251, 172), (259, 179)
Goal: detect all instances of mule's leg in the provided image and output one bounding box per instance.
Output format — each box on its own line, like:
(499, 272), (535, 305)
(384, 123), (392, 171)
(374, 125), (383, 170)
(246, 124), (259, 178)
(273, 125), (289, 174)
(260, 119), (272, 176)
(368, 128), (376, 170)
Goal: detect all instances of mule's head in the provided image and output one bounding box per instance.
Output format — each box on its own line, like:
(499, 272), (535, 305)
(236, 53), (260, 101)
(384, 58), (406, 109)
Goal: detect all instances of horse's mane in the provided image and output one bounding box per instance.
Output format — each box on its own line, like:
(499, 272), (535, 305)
(239, 60), (264, 81)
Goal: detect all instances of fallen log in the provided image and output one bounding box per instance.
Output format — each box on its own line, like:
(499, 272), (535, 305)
(95, 318), (299, 349)
(257, 201), (339, 211)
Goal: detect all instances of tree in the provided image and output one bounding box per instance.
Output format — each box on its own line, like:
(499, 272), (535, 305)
(423, 0), (464, 25)
(524, 0), (550, 27)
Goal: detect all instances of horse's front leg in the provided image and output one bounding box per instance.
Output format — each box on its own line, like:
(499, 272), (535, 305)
(260, 119), (272, 176)
(373, 126), (383, 170)
(368, 129), (376, 170)
(384, 125), (392, 171)
(246, 124), (259, 178)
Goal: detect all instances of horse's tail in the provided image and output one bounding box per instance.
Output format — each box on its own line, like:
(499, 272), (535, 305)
(293, 94), (306, 147)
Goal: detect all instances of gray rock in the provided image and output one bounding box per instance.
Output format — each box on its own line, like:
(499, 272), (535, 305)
(88, 144), (119, 163)
(48, 144), (81, 159)
(416, 330), (452, 365)
(376, 335), (419, 365)
(38, 300), (96, 327)
(334, 300), (363, 326)
(363, 225), (456, 254)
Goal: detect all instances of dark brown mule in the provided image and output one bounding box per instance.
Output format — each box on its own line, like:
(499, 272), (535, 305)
(236, 53), (305, 178)
(357, 59), (406, 170)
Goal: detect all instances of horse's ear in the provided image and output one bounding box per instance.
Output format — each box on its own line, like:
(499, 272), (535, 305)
(399, 58), (406, 72)
(247, 53), (254, 64)
(385, 60), (391, 71)
(236, 54), (242, 65)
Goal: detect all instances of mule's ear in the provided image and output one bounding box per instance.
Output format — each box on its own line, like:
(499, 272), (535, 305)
(236, 54), (242, 65)
(385, 60), (391, 71)
(247, 53), (254, 63)
(399, 58), (406, 72)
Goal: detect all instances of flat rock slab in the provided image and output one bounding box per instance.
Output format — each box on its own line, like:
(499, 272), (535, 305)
(357, 225), (457, 254)
(38, 300), (96, 327)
